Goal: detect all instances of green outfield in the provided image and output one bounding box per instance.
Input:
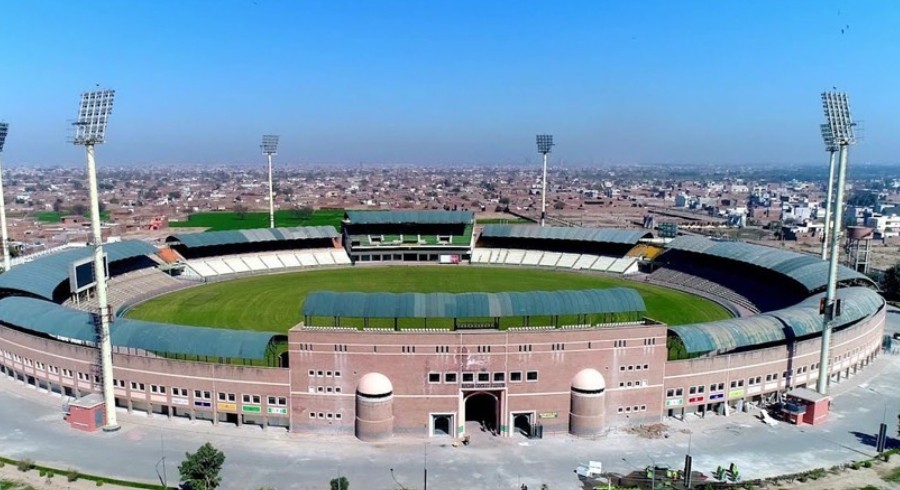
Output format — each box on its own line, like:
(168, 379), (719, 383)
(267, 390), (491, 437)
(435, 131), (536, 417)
(168, 209), (344, 231)
(125, 266), (730, 332)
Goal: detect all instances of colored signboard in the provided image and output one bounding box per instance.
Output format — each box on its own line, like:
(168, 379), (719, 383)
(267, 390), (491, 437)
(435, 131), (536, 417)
(267, 407), (288, 415)
(728, 389), (745, 399)
(665, 399), (684, 407)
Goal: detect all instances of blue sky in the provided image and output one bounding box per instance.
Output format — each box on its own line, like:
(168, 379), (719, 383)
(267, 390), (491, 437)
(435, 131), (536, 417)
(1, 0), (898, 167)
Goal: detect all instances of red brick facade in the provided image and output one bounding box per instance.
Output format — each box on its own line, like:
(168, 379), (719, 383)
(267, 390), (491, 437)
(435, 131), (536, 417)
(0, 302), (884, 439)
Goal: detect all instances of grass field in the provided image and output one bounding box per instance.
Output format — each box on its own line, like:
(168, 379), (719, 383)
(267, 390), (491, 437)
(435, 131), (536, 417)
(35, 211), (111, 223)
(125, 266), (730, 332)
(168, 209), (344, 231)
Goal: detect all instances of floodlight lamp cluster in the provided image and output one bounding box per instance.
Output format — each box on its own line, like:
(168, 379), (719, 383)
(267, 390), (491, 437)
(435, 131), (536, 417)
(72, 89), (115, 146)
(821, 91), (855, 147)
(819, 124), (837, 153)
(536, 134), (554, 154)
(0, 123), (8, 152)
(261, 135), (279, 155)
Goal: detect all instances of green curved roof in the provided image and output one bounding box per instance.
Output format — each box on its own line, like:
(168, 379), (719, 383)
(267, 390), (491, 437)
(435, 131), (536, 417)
(481, 225), (651, 245)
(0, 296), (280, 359)
(344, 210), (473, 225)
(302, 288), (645, 318)
(166, 226), (339, 249)
(666, 236), (873, 292)
(670, 287), (883, 354)
(0, 241), (157, 300)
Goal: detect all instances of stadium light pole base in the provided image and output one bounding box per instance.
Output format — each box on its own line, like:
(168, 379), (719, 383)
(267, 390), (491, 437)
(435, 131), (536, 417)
(102, 424), (121, 433)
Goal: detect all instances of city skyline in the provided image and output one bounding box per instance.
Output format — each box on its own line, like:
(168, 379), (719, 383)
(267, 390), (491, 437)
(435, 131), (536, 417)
(1, 0), (899, 166)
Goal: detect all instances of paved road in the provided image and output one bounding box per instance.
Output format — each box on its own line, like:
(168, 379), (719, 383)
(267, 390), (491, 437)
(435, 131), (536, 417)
(1, 313), (897, 489)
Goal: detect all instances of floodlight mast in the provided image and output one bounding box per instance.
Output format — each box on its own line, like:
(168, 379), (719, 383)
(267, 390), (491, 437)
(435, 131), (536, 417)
(0, 123), (11, 272)
(816, 91), (856, 396)
(820, 124), (838, 260)
(536, 134), (554, 227)
(261, 135), (279, 229)
(72, 88), (119, 431)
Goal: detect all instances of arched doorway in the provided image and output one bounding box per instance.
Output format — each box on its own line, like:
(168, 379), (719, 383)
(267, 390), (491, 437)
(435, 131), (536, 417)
(513, 412), (533, 437)
(432, 415), (452, 436)
(465, 392), (499, 434)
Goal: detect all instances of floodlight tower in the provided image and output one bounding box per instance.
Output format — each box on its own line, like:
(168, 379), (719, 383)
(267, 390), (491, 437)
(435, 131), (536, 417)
(816, 91), (856, 395)
(261, 135), (279, 229)
(820, 124), (838, 260)
(0, 122), (10, 272)
(72, 88), (119, 430)
(536, 134), (554, 226)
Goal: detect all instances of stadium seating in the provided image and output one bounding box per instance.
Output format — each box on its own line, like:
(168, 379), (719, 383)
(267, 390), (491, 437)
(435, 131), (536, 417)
(297, 252), (318, 267)
(224, 257), (251, 273)
(649, 267), (760, 312)
(242, 256), (268, 272)
(277, 253), (301, 268)
(313, 251), (336, 265)
(556, 253), (579, 268)
(572, 255), (598, 270)
(505, 249), (525, 265)
(470, 248), (637, 275)
(66, 268), (191, 313)
(590, 256), (615, 272)
(521, 250), (544, 266)
(607, 257), (638, 274)
(538, 252), (562, 267)
(183, 248), (353, 279)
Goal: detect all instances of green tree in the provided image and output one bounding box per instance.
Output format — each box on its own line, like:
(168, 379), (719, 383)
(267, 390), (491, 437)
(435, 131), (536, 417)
(330, 476), (349, 490)
(178, 442), (225, 490)
(881, 263), (900, 301)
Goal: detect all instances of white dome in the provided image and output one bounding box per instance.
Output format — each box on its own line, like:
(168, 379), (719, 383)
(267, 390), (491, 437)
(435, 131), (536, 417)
(357, 372), (393, 396)
(571, 369), (606, 392)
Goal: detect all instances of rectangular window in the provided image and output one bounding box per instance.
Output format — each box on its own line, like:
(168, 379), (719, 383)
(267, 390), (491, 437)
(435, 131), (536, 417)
(131, 382), (145, 391)
(689, 386), (697, 395)
(445, 372), (457, 383)
(666, 389), (675, 397)
(462, 372), (474, 382)
(526, 371), (538, 382)
(334, 371), (342, 378)
(510, 372), (522, 382)
(477, 372), (490, 383)
(493, 372), (505, 382)
(428, 373), (441, 383)
(675, 388), (683, 396)
(335, 413), (342, 420)
(308, 369), (315, 377)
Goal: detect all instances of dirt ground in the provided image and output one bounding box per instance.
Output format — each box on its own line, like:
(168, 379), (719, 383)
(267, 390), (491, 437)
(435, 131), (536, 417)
(772, 456), (900, 490)
(0, 464), (138, 490)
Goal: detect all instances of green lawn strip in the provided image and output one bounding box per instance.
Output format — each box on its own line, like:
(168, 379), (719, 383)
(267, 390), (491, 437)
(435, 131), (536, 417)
(126, 266), (730, 332)
(168, 210), (344, 231)
(35, 211), (111, 223)
(0, 456), (173, 489)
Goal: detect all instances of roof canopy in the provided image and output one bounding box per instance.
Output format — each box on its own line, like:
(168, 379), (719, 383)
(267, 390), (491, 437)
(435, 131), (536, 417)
(481, 225), (651, 245)
(669, 287), (883, 354)
(302, 288), (645, 318)
(343, 210), (473, 225)
(0, 297), (281, 359)
(0, 241), (157, 300)
(666, 236), (873, 292)
(166, 226), (339, 249)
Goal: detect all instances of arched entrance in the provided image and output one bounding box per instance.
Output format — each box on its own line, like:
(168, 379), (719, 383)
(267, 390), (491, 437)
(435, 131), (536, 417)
(513, 412), (533, 437)
(465, 391), (499, 434)
(432, 415), (452, 436)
